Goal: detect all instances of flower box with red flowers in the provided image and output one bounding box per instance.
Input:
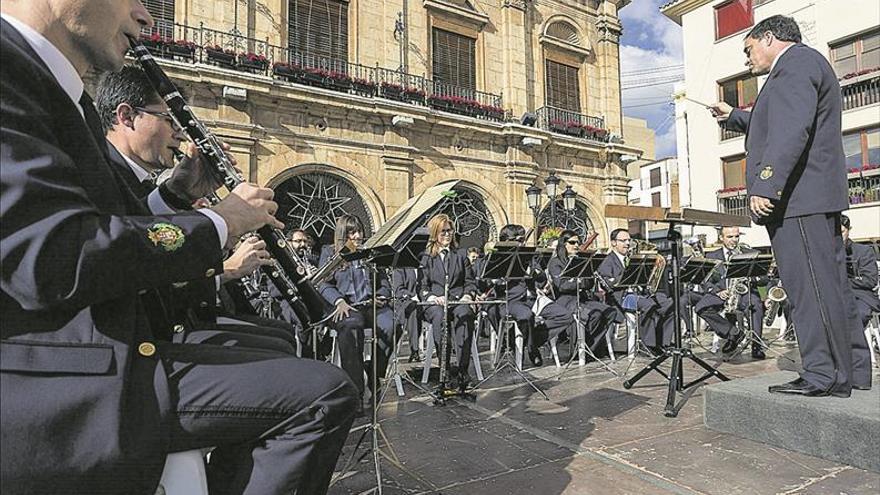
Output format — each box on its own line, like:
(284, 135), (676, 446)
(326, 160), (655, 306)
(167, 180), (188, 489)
(205, 45), (236, 67)
(351, 77), (376, 96)
(165, 39), (196, 59)
(717, 186), (747, 198)
(481, 104), (505, 121)
(839, 66), (880, 84)
(238, 52), (268, 72)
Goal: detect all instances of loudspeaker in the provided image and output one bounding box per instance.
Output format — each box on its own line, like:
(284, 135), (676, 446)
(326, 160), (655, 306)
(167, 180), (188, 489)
(520, 112), (537, 127)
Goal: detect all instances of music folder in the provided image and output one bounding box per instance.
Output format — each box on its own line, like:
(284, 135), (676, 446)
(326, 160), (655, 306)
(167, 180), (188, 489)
(726, 253), (774, 279)
(560, 251), (606, 279)
(680, 258), (720, 286)
(481, 244), (536, 280)
(616, 254), (661, 288)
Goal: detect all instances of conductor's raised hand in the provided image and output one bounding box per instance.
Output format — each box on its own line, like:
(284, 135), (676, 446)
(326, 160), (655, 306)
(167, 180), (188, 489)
(211, 183), (284, 240)
(707, 101), (733, 121)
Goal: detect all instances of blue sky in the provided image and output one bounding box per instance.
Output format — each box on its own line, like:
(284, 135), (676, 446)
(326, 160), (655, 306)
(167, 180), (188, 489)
(619, 0), (685, 158)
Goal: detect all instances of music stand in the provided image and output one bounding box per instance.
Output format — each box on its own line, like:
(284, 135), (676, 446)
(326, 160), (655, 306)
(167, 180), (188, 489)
(678, 258), (720, 350)
(607, 204), (748, 417)
(554, 251), (618, 379)
(471, 245), (548, 399)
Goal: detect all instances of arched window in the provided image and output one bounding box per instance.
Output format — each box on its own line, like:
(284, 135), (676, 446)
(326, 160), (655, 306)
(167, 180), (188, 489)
(537, 200), (594, 238)
(434, 184), (496, 250)
(545, 20), (581, 45)
(274, 172), (372, 249)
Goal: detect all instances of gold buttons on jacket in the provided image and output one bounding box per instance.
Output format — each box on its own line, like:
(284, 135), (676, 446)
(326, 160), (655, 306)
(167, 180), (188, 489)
(138, 342), (157, 357)
(205, 268), (216, 278)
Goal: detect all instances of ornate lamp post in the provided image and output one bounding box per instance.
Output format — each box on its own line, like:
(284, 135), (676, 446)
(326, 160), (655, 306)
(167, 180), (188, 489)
(545, 171), (560, 228)
(526, 183), (542, 244)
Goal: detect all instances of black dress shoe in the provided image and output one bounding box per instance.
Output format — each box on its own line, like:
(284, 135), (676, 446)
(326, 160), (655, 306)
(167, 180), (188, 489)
(768, 378), (850, 398)
(722, 331), (744, 356)
(751, 347), (766, 360)
(528, 348), (543, 367)
(853, 383), (872, 391)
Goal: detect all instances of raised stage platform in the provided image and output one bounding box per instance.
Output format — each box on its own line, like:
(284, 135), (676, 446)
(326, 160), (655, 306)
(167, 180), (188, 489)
(704, 371), (880, 473)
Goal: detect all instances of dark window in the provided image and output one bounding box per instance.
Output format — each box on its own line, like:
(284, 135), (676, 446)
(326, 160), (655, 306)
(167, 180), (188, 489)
(649, 168), (662, 188)
(722, 155), (747, 189)
(432, 28), (476, 91)
(831, 30), (880, 79)
(651, 192), (662, 207)
(715, 0), (753, 40)
(843, 127), (880, 170)
(719, 74), (758, 108)
(143, 0), (174, 38)
(289, 0), (349, 61)
(545, 59), (581, 112)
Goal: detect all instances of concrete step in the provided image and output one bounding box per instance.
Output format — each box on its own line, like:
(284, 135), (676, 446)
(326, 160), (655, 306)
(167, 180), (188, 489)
(704, 370), (879, 473)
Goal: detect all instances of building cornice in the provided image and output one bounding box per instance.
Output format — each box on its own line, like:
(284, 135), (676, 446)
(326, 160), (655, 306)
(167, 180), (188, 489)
(423, 0), (490, 28)
(660, 0), (712, 25)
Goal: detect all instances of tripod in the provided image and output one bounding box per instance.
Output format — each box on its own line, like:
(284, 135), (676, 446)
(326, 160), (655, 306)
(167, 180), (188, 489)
(469, 246), (548, 399)
(622, 225), (730, 417)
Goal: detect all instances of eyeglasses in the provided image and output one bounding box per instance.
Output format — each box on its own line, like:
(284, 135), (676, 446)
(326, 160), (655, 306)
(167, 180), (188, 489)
(566, 240), (580, 245)
(135, 107), (179, 130)
(614, 238), (631, 243)
(440, 228), (454, 234)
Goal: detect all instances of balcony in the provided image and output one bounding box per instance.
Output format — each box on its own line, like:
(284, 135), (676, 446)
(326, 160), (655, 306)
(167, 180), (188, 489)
(848, 167), (880, 205)
(137, 21), (505, 122)
(720, 126), (745, 141)
(841, 70), (880, 111)
(536, 106), (608, 143)
(717, 187), (748, 217)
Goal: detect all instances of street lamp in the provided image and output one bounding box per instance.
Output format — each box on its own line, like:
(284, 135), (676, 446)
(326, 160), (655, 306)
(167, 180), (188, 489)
(526, 183), (542, 243)
(562, 185), (577, 213)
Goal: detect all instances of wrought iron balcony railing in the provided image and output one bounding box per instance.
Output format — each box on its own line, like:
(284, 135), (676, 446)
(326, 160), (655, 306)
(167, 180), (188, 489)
(138, 21), (505, 122)
(720, 126), (745, 141)
(717, 188), (748, 217)
(848, 168), (880, 204)
(841, 73), (880, 111)
(536, 106), (608, 143)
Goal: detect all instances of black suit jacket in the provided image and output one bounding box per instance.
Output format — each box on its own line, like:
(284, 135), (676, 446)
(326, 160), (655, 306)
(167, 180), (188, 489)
(848, 241), (880, 312)
(419, 248), (476, 301)
(0, 19), (224, 493)
(724, 43), (848, 219)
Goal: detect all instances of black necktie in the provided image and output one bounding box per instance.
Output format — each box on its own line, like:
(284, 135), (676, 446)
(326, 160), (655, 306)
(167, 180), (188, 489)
(79, 93), (105, 144)
(440, 249), (449, 273)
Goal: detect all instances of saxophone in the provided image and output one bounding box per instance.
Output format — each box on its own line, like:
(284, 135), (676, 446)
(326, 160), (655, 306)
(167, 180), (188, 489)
(719, 245), (748, 317)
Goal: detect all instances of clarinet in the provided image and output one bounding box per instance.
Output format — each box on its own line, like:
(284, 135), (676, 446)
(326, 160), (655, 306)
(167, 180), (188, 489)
(129, 37), (331, 326)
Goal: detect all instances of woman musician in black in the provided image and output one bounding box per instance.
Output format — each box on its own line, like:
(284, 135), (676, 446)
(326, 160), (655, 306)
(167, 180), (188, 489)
(419, 214), (478, 388)
(318, 215), (395, 403)
(547, 229), (618, 353)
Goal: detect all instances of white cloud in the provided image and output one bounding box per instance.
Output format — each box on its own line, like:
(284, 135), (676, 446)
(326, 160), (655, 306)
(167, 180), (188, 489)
(619, 0), (684, 158)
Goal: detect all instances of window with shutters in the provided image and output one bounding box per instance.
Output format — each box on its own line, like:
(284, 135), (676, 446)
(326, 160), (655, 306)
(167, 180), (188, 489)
(831, 30), (880, 78)
(545, 59), (580, 112)
(719, 73), (758, 108)
(431, 28), (476, 91)
(649, 168), (662, 189)
(289, 0), (349, 62)
(714, 0), (753, 41)
(143, 0), (174, 38)
(651, 192), (662, 207)
(721, 154), (747, 189)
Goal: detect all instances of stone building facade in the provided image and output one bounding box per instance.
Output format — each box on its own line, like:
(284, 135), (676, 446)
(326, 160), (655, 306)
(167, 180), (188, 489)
(117, 0), (643, 249)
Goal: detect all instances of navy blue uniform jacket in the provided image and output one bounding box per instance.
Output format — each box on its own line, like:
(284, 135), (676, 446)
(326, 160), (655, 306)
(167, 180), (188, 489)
(724, 43), (848, 218)
(1, 19), (224, 494)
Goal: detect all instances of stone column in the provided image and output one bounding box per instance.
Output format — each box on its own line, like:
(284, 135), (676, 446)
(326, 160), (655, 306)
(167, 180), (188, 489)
(382, 155), (414, 216)
(501, 0), (530, 118)
(595, 2), (624, 135)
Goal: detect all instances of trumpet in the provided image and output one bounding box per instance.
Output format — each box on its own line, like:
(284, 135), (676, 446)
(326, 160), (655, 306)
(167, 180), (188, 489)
(764, 281), (787, 327)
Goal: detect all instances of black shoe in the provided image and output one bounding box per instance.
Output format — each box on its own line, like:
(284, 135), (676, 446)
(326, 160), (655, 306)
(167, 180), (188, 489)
(408, 351), (420, 363)
(853, 383), (872, 391)
(528, 348), (543, 367)
(722, 331), (744, 357)
(768, 378), (851, 397)
(751, 347), (766, 360)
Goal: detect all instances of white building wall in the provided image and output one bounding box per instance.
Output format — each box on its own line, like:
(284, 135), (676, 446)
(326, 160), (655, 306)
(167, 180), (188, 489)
(668, 0), (880, 246)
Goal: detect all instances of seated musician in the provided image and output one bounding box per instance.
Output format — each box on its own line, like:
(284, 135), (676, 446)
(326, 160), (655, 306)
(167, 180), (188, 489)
(98, 65), (299, 353)
(319, 215), (395, 402)
(842, 215), (880, 329)
(679, 238), (709, 338)
(548, 229), (617, 353)
(419, 214), (478, 388)
(596, 229), (675, 354)
(694, 226), (766, 360)
(392, 266), (423, 363)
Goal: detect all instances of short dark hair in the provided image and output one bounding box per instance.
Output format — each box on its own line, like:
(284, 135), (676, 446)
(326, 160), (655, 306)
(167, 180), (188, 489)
(466, 246), (480, 255)
(95, 64), (162, 133)
(841, 214), (851, 230)
(610, 228), (629, 241)
(747, 15), (802, 43)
